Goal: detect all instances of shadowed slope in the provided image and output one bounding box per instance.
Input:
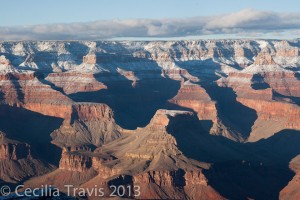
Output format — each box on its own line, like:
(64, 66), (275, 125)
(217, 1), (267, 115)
(0, 105), (63, 165)
(66, 52), (192, 129)
(166, 113), (300, 200)
(176, 59), (258, 140)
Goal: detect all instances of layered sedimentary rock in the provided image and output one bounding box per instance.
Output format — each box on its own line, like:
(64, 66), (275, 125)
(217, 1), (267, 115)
(219, 70), (300, 141)
(83, 54), (97, 65)
(170, 81), (217, 121)
(25, 110), (223, 199)
(0, 132), (54, 183)
(88, 110), (222, 199)
(0, 71), (73, 118)
(0, 132), (31, 160)
(0, 39), (299, 199)
(45, 72), (107, 94)
(59, 149), (92, 172)
(168, 80), (237, 139)
(51, 103), (122, 148)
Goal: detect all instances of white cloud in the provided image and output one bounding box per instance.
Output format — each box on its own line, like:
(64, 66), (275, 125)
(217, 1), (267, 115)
(1, 8), (300, 40)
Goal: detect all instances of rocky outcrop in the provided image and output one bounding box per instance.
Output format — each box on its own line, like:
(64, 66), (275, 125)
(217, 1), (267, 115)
(0, 132), (31, 160)
(219, 71), (300, 141)
(0, 39), (300, 199)
(83, 54), (97, 65)
(238, 98), (300, 127)
(0, 72), (73, 118)
(87, 110), (223, 199)
(0, 132), (54, 183)
(117, 68), (138, 86)
(253, 52), (276, 66)
(263, 71), (300, 97)
(0, 142), (31, 160)
(0, 39), (297, 74)
(170, 81), (217, 121)
(59, 149), (92, 172)
(45, 72), (107, 94)
(51, 103), (122, 147)
(280, 155), (300, 200)
(36, 109), (223, 199)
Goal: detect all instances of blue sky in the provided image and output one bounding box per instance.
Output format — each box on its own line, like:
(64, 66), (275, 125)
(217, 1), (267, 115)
(1, 0), (299, 26)
(1, 0), (300, 40)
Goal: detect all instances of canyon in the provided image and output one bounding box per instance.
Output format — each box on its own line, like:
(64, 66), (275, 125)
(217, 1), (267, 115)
(0, 39), (299, 199)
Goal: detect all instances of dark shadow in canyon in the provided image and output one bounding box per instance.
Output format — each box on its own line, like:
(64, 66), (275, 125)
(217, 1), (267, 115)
(8, 74), (25, 104)
(69, 55), (190, 129)
(295, 72), (300, 80)
(208, 130), (299, 200)
(167, 113), (300, 200)
(176, 59), (258, 139)
(272, 90), (300, 106)
(251, 74), (270, 90)
(0, 105), (63, 165)
(0, 91), (4, 104)
(35, 72), (67, 95)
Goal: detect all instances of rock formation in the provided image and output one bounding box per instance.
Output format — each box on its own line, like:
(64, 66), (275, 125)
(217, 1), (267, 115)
(0, 131), (54, 183)
(280, 155), (300, 200)
(0, 39), (299, 199)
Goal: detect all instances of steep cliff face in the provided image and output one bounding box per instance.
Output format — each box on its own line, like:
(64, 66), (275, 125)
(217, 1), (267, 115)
(45, 72), (107, 95)
(170, 81), (217, 121)
(59, 150), (92, 172)
(86, 110), (222, 199)
(0, 39), (299, 199)
(0, 132), (54, 183)
(0, 71), (73, 118)
(0, 39), (299, 73)
(0, 132), (31, 160)
(133, 170), (223, 200)
(51, 103), (122, 148)
(25, 110), (223, 199)
(219, 71), (300, 141)
(169, 81), (238, 138)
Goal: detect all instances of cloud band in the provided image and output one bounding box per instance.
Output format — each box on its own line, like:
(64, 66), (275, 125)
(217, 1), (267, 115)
(1, 9), (300, 40)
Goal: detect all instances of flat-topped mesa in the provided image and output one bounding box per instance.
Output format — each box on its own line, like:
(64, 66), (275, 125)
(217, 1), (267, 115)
(0, 132), (31, 160)
(45, 72), (107, 94)
(170, 81), (217, 121)
(161, 68), (199, 82)
(263, 72), (300, 97)
(0, 71), (73, 118)
(73, 103), (114, 122)
(147, 109), (194, 131)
